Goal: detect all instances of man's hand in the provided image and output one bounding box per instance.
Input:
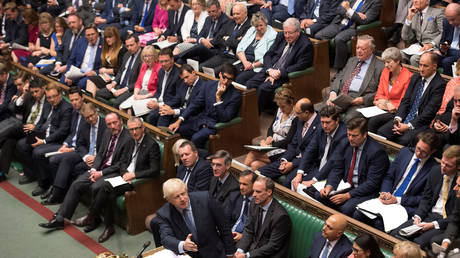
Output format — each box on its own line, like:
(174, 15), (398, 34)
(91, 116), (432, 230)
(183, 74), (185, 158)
(379, 192), (397, 204)
(440, 42), (450, 53)
(420, 43), (434, 52)
(232, 232), (243, 242)
(89, 170), (103, 182)
(169, 119), (182, 133)
(65, 78), (73, 86)
(105, 82), (114, 91)
(393, 122), (409, 134)
(261, 1), (272, 10)
(407, 6), (417, 21)
(242, 60), (253, 71)
(301, 19), (314, 29)
(268, 69), (281, 80)
(215, 82), (228, 102)
(351, 97), (364, 106)
(146, 99), (159, 110)
(55, 64), (67, 74)
(183, 234), (198, 252)
(419, 222), (435, 231)
(201, 38), (214, 48)
(327, 92), (337, 107)
(302, 179), (317, 188)
(259, 136), (273, 147)
(31, 137), (45, 148)
(83, 70), (96, 77)
(167, 36), (178, 43)
(452, 106), (460, 121)
(278, 161), (293, 174)
(413, 216), (422, 225)
(157, 36), (165, 42)
(329, 192), (351, 205)
(434, 120), (449, 133)
(291, 174), (303, 191)
(442, 241), (450, 249)
(320, 185), (332, 198)
(58, 144), (74, 153)
(122, 172), (135, 183)
(159, 104), (174, 116)
(234, 251), (246, 258)
(23, 124), (35, 133)
(264, 76), (275, 85)
(85, 155), (96, 167)
(134, 25), (145, 32)
(357, 12), (367, 20)
(94, 17), (107, 25)
(341, 1), (351, 10)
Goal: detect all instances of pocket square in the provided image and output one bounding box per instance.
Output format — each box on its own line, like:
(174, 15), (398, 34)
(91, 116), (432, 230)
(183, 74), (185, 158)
(427, 17), (434, 21)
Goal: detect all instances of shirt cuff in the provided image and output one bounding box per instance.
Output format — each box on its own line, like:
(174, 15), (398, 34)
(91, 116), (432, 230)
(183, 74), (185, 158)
(396, 196), (402, 204)
(178, 241), (185, 254)
(213, 101), (223, 106)
(297, 169), (304, 175)
(16, 96), (24, 105)
(174, 109), (180, 116)
(82, 154), (90, 162)
(443, 239), (452, 245)
(280, 158), (287, 162)
(346, 9), (354, 18)
(449, 123), (458, 134)
(395, 116), (402, 121)
(179, 116), (185, 121)
(236, 248), (244, 253)
(408, 123), (414, 130)
(433, 220), (440, 229)
(405, 19), (411, 26)
(55, 61), (62, 65)
(413, 215), (421, 221)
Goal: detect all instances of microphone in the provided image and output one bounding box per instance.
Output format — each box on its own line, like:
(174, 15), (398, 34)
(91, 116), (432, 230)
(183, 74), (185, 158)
(136, 241), (151, 258)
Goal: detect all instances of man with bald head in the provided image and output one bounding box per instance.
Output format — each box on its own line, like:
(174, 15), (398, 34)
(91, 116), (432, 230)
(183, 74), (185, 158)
(438, 3), (460, 76)
(259, 98), (320, 188)
(309, 214), (352, 258)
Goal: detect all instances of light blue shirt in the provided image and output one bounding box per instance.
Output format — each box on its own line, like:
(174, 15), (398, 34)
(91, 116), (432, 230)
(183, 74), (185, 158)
(351, 139), (366, 187)
(452, 26), (460, 50)
(348, 55), (373, 93)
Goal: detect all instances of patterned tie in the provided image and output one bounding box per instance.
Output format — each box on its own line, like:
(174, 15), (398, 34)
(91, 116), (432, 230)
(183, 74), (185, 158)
(309, 0), (321, 18)
(74, 0), (79, 8)
(234, 198), (250, 233)
(0, 83), (6, 105)
(100, 134), (118, 169)
(347, 148), (357, 188)
(442, 176), (450, 218)
(274, 44), (291, 69)
(321, 241), (330, 258)
(394, 158), (420, 197)
(27, 101), (41, 124)
(70, 114), (82, 148)
(341, 61), (364, 95)
(419, 11), (423, 27)
(301, 122), (309, 138)
(183, 208), (198, 240)
(342, 0), (364, 30)
(404, 79), (426, 124)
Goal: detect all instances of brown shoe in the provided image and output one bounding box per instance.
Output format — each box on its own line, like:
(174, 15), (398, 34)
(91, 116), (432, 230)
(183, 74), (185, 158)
(71, 214), (89, 227)
(98, 226), (115, 243)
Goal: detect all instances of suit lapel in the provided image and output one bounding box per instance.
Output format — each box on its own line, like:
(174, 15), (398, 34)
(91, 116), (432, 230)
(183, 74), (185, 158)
(395, 153), (413, 185)
(170, 204), (189, 237)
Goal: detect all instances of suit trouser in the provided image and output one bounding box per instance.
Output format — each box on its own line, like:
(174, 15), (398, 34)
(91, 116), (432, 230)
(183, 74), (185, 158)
(306, 23), (329, 38)
(246, 71), (286, 113)
(258, 158), (299, 188)
(50, 152), (88, 191)
(352, 209), (385, 231)
(34, 144), (62, 188)
(96, 88), (132, 108)
(147, 110), (175, 127)
(235, 70), (257, 85)
(315, 24), (357, 69)
(377, 119), (429, 146)
(391, 213), (445, 249)
(260, 5), (291, 24)
(178, 44), (216, 64)
(16, 137), (36, 178)
(0, 122), (25, 174)
(368, 112), (395, 133)
(441, 49), (460, 76)
(200, 54), (236, 72)
(318, 194), (374, 216)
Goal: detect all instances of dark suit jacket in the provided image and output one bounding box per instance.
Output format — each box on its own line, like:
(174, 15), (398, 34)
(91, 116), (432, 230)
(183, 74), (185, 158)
(65, 37), (103, 74)
(129, 0), (157, 32)
(119, 133), (161, 178)
(152, 65), (180, 103)
(380, 147), (438, 216)
(209, 173), (240, 204)
(163, 4), (190, 40)
(56, 28), (84, 65)
(237, 198), (291, 258)
(415, 165), (457, 229)
(35, 99), (73, 144)
(181, 81), (242, 130)
(440, 198), (460, 242)
(263, 32), (313, 81)
(396, 73), (445, 129)
(167, 78), (205, 114)
(62, 110), (85, 147)
(309, 232), (352, 258)
(0, 75), (17, 121)
(331, 55), (385, 106)
(4, 13), (28, 46)
(281, 113), (321, 167)
(156, 191), (236, 257)
(114, 48), (143, 91)
(101, 0), (120, 24)
(92, 127), (131, 175)
(213, 18), (251, 53)
(298, 0), (339, 25)
(326, 136), (390, 198)
(176, 157), (213, 192)
(332, 0), (381, 27)
(298, 122), (348, 180)
(198, 13), (231, 42)
(76, 116), (107, 157)
(14, 93), (45, 124)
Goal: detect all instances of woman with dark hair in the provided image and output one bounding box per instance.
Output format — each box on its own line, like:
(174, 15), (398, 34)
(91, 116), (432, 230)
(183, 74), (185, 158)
(25, 12), (54, 69)
(349, 234), (384, 258)
(12, 8), (39, 62)
(50, 17), (68, 57)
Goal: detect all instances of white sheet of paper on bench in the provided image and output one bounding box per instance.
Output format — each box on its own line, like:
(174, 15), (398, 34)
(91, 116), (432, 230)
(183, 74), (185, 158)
(104, 176), (128, 187)
(186, 59), (199, 71)
(66, 65), (84, 80)
(244, 145), (277, 151)
(153, 40), (176, 49)
(356, 106), (387, 118)
(232, 81), (247, 90)
(202, 66), (215, 78)
(45, 151), (66, 158)
(357, 198), (408, 232)
(312, 180), (351, 194)
(132, 98), (152, 116)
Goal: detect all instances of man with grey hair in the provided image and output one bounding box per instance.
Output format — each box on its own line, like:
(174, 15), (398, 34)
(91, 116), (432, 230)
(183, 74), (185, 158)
(246, 17), (313, 113)
(438, 3), (460, 76)
(155, 178), (235, 257)
(326, 35), (384, 122)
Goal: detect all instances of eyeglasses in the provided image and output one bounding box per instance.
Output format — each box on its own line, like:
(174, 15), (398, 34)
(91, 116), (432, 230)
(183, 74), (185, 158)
(128, 126), (143, 132)
(221, 74), (234, 81)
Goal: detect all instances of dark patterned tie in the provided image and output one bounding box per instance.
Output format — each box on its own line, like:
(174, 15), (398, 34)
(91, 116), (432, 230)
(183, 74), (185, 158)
(100, 134), (118, 169)
(341, 61), (363, 95)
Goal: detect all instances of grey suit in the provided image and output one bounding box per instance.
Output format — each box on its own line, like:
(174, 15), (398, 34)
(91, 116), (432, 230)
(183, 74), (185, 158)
(401, 7), (445, 66)
(329, 55), (384, 121)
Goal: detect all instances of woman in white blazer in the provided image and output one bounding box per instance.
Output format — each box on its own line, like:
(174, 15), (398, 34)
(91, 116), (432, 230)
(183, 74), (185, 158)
(173, 0), (208, 55)
(234, 12), (277, 84)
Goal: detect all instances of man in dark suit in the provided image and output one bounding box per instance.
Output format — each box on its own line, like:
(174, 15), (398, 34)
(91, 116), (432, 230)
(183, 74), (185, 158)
(0, 2), (28, 50)
(93, 0), (123, 29)
(208, 150), (240, 206)
(391, 145), (459, 249)
(176, 0), (230, 64)
(169, 64), (242, 148)
(60, 24), (103, 89)
(176, 140), (213, 192)
(326, 35), (384, 122)
(317, 117), (390, 216)
(0, 62), (17, 122)
(315, 0), (381, 69)
(16, 84), (73, 196)
(147, 48), (180, 126)
(42, 102), (106, 205)
(309, 214), (352, 258)
(94, 116), (161, 243)
(447, 85), (460, 145)
(438, 3), (460, 76)
(95, 34), (143, 108)
(353, 130), (439, 230)
(291, 106), (347, 192)
(126, 0), (157, 35)
(39, 112), (131, 232)
(259, 0), (298, 24)
(246, 18), (313, 113)
(157, 64), (205, 128)
(373, 52), (446, 146)
(259, 98), (321, 188)
(156, 178), (236, 257)
(155, 0), (189, 43)
(198, 3), (251, 71)
(231, 170), (256, 243)
(298, 0), (339, 37)
(235, 176), (291, 258)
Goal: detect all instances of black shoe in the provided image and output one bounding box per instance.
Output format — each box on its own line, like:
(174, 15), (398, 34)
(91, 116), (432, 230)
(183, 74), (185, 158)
(41, 194), (63, 205)
(38, 218), (64, 230)
(84, 217), (101, 233)
(98, 226), (115, 243)
(18, 175), (35, 185)
(32, 186), (48, 196)
(41, 187), (53, 199)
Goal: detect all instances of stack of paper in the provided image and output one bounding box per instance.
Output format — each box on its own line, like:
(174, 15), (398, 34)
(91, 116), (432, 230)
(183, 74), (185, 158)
(65, 65), (84, 80)
(357, 106), (387, 118)
(357, 198), (408, 232)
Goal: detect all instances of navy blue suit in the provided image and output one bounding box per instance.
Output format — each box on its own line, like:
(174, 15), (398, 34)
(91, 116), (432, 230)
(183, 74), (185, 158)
(176, 157), (213, 192)
(246, 32), (313, 112)
(156, 191), (236, 257)
(101, 0), (120, 25)
(147, 66), (181, 126)
(128, 0), (157, 32)
(309, 232), (352, 258)
(322, 136), (390, 216)
(0, 75), (17, 122)
(4, 13), (28, 46)
(298, 0), (339, 37)
(60, 37), (103, 89)
(162, 5), (190, 41)
(179, 81), (242, 148)
(259, 113), (321, 187)
(439, 18), (460, 76)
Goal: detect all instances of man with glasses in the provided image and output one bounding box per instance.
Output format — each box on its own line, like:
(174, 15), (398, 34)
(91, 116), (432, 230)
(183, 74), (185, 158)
(169, 63), (241, 148)
(16, 84), (72, 196)
(42, 102), (106, 205)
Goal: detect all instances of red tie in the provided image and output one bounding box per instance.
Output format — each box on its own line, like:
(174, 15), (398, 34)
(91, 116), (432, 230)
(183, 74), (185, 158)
(347, 148), (357, 188)
(341, 61), (363, 95)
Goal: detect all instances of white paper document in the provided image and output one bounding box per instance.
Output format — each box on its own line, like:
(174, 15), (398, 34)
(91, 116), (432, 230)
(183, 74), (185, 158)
(132, 98), (153, 116)
(401, 44), (433, 56)
(232, 81), (247, 90)
(104, 176), (128, 187)
(65, 65), (84, 80)
(145, 249), (191, 258)
(357, 106), (387, 118)
(202, 66), (215, 78)
(244, 145), (277, 151)
(153, 40), (176, 49)
(357, 198), (408, 232)
(399, 224), (423, 237)
(312, 180), (352, 196)
(294, 183), (320, 203)
(186, 59), (199, 71)
(45, 151), (66, 158)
